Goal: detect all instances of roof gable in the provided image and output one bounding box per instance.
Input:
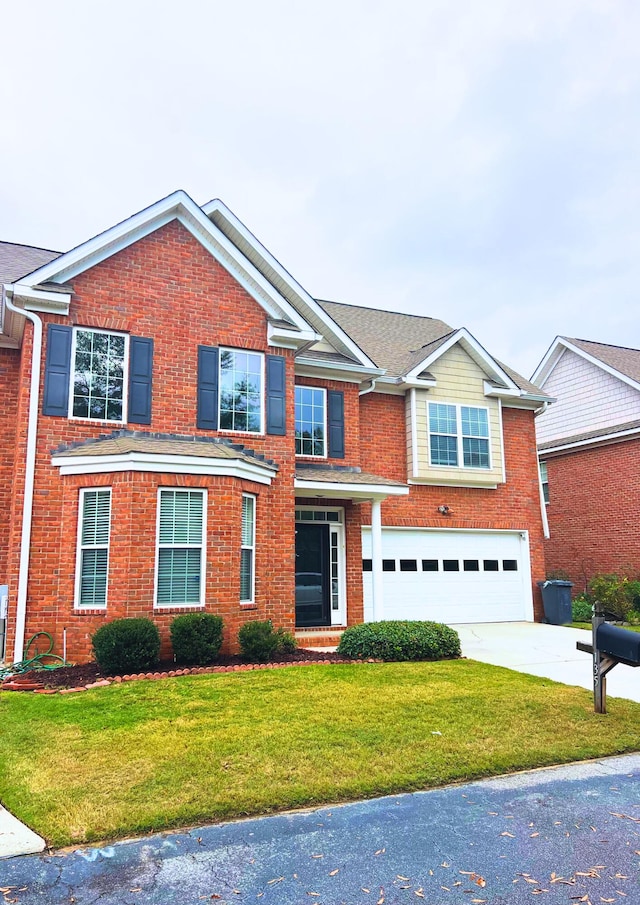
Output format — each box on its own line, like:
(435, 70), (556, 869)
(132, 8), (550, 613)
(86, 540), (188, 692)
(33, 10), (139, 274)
(533, 336), (640, 394)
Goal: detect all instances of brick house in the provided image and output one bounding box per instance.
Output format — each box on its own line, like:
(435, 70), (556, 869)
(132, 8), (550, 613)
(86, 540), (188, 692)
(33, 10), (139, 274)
(0, 191), (549, 664)
(533, 336), (640, 593)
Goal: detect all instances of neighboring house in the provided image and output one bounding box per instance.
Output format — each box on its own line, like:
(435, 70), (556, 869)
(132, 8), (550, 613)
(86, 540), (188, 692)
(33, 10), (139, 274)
(533, 336), (640, 592)
(0, 191), (550, 664)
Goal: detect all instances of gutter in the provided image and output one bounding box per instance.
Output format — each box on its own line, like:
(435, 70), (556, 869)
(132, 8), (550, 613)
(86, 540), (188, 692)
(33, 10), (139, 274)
(2, 285), (43, 663)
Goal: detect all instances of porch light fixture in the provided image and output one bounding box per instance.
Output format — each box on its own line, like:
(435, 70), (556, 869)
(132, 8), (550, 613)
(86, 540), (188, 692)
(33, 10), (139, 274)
(437, 505), (452, 515)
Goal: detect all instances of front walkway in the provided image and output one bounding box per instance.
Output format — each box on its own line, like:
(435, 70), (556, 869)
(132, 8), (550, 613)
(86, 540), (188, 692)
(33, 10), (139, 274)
(454, 621), (640, 702)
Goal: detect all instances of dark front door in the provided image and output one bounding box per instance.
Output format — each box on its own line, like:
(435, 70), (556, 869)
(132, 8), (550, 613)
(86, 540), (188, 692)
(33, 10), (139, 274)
(295, 523), (330, 627)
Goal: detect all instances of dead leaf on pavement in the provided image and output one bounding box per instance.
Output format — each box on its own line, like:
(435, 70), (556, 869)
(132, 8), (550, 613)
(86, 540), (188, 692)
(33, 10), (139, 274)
(329, 869), (339, 877)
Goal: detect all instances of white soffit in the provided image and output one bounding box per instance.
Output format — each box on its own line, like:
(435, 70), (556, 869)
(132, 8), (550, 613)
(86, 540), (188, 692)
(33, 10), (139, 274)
(52, 451), (275, 484)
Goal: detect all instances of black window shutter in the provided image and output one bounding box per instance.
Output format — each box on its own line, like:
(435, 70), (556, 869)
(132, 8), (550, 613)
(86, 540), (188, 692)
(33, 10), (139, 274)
(128, 337), (153, 425)
(42, 324), (72, 417)
(197, 345), (219, 430)
(266, 354), (286, 435)
(328, 390), (345, 458)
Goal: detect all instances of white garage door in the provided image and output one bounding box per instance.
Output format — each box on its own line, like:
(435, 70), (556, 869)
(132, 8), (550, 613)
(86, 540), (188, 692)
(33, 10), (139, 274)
(362, 528), (532, 623)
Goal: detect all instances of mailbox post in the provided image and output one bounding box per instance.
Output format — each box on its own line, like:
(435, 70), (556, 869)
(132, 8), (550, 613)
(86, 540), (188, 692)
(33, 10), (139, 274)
(577, 600), (640, 713)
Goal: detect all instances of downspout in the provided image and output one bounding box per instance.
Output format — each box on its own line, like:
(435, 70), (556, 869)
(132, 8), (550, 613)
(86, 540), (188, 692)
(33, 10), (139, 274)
(533, 400), (550, 539)
(2, 286), (43, 663)
(358, 378), (377, 397)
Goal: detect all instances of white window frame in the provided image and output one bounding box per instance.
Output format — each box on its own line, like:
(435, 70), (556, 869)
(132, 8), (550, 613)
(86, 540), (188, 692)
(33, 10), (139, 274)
(540, 461), (549, 504)
(74, 487), (112, 609)
(154, 488), (207, 608)
(294, 385), (327, 458)
(240, 493), (256, 604)
(69, 327), (129, 424)
(428, 402), (492, 470)
(218, 348), (265, 435)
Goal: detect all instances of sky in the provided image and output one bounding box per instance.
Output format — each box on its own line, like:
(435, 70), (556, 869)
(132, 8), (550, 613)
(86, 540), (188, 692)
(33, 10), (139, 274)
(2, 0), (639, 380)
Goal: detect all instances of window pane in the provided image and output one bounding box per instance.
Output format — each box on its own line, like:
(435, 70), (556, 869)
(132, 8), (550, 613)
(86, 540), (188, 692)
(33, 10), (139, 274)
(382, 559), (396, 571)
(362, 559), (372, 572)
(503, 559), (518, 571)
(431, 435), (458, 466)
(461, 407), (489, 438)
(81, 490), (111, 546)
(463, 437), (490, 468)
(73, 330), (125, 422)
(422, 559), (439, 571)
(157, 549), (202, 604)
(240, 548), (253, 601)
(159, 491), (203, 545)
(241, 495), (254, 546)
(79, 549), (108, 607)
(295, 385), (325, 457)
(219, 349), (263, 433)
(483, 559), (499, 571)
(443, 560), (459, 571)
(463, 559), (479, 571)
(400, 559), (418, 571)
(429, 403), (457, 434)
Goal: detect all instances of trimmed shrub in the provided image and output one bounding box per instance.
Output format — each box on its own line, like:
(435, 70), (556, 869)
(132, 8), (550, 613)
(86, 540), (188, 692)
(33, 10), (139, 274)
(337, 620), (461, 662)
(92, 618), (160, 674)
(572, 595), (593, 623)
(238, 620), (281, 662)
(170, 613), (224, 665)
(274, 627), (298, 654)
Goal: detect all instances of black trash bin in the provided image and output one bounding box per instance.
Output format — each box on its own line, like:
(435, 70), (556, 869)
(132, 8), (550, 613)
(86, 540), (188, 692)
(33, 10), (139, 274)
(537, 580), (573, 625)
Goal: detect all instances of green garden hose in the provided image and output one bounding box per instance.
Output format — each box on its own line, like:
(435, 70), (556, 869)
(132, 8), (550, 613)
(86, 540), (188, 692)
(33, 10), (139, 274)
(0, 632), (69, 681)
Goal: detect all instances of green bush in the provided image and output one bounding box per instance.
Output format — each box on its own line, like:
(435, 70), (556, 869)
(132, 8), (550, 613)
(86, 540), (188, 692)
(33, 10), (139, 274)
(274, 627), (297, 654)
(337, 620), (461, 662)
(92, 618), (161, 674)
(626, 580), (640, 613)
(170, 613), (224, 665)
(589, 573), (634, 621)
(238, 620), (281, 662)
(572, 595), (593, 623)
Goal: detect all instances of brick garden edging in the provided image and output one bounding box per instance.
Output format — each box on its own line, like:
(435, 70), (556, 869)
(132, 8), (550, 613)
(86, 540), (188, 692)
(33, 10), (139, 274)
(1, 658), (377, 694)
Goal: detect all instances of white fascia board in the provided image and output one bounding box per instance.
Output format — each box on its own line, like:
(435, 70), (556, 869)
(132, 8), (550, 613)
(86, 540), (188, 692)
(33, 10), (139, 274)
(531, 336), (565, 386)
(267, 322), (321, 349)
(11, 284), (71, 314)
(295, 356), (385, 384)
(52, 451), (275, 484)
(294, 478), (409, 499)
(539, 425), (640, 456)
(202, 199), (379, 370)
(405, 328), (520, 393)
(537, 337), (640, 395)
(407, 478), (499, 489)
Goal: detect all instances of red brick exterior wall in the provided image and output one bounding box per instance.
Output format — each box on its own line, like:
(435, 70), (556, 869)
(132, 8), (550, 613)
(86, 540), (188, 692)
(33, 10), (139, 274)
(543, 439), (640, 594)
(0, 349), (20, 581)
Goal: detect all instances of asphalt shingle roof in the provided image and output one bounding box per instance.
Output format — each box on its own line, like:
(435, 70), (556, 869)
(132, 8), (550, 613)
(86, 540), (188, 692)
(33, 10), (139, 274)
(295, 464), (406, 487)
(566, 338), (640, 385)
(0, 242), (60, 283)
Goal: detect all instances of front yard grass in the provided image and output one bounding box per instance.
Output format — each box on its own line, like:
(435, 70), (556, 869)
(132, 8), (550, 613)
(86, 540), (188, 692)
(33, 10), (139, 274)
(1, 660), (640, 847)
(571, 622), (640, 632)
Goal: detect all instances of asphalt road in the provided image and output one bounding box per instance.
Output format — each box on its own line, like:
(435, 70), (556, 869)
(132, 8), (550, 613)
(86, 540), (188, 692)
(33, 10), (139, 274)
(2, 755), (639, 905)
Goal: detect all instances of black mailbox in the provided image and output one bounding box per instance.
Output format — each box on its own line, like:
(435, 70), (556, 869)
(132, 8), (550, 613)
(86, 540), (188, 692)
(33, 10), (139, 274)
(596, 623), (640, 665)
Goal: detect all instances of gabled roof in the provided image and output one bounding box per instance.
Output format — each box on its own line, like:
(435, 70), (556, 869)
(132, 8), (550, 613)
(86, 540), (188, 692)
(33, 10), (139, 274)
(319, 299), (547, 398)
(0, 241), (60, 283)
(533, 336), (640, 393)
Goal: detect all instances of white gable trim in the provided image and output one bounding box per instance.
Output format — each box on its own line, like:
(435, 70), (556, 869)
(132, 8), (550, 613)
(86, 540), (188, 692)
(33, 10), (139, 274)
(533, 337), (640, 395)
(405, 328), (521, 392)
(203, 198), (378, 370)
(12, 191), (318, 339)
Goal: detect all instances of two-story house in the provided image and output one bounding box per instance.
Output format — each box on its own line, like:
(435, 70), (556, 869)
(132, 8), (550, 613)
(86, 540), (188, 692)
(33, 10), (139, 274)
(0, 191), (550, 664)
(533, 336), (640, 591)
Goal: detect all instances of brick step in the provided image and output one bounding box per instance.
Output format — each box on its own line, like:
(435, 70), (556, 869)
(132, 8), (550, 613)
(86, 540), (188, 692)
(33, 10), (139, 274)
(295, 627), (346, 649)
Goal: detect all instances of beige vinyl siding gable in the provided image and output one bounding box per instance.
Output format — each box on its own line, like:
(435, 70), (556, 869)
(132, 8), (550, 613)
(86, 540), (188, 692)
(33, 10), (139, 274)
(409, 344), (504, 486)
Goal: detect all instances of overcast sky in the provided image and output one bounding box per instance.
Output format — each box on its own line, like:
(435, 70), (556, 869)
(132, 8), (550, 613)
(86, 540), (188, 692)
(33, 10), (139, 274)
(2, 1), (639, 378)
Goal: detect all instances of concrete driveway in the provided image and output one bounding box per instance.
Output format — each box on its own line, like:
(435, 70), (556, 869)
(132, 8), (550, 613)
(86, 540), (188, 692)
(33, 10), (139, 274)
(453, 621), (640, 703)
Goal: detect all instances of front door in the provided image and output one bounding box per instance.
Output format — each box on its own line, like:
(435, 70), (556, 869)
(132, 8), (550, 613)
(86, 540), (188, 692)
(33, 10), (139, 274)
(295, 523), (330, 627)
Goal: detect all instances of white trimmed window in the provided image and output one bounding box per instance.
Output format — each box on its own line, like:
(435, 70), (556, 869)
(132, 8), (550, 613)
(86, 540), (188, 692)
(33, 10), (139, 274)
(219, 349), (264, 433)
(295, 386), (326, 457)
(156, 489), (206, 607)
(240, 494), (256, 603)
(71, 328), (128, 422)
(428, 402), (490, 469)
(540, 461), (549, 503)
(75, 488), (111, 608)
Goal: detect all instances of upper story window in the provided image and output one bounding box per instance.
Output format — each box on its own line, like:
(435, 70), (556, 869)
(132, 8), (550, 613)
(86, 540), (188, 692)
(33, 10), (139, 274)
(71, 329), (128, 422)
(540, 460), (549, 503)
(219, 349), (263, 433)
(295, 386), (326, 457)
(428, 402), (490, 469)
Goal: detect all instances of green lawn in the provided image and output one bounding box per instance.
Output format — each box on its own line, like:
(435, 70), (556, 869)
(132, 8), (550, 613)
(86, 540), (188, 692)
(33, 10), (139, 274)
(571, 622), (640, 632)
(1, 660), (640, 847)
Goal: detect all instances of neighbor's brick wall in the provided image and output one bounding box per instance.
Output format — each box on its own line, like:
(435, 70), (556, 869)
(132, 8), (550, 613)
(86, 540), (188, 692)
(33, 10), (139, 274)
(5, 221), (297, 662)
(359, 393), (547, 619)
(543, 439), (640, 594)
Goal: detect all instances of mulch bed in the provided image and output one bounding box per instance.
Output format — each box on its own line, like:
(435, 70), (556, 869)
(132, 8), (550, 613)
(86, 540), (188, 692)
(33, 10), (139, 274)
(6, 649), (356, 692)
